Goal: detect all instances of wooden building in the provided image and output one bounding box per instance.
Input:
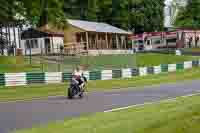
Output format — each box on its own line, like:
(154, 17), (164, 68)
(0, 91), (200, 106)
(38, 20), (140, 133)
(63, 19), (132, 55)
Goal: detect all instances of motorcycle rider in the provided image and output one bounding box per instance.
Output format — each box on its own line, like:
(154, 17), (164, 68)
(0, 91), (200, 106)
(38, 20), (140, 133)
(72, 66), (86, 91)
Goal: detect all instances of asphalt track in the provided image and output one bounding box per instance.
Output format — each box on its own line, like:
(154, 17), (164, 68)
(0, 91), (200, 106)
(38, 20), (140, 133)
(1, 80), (200, 133)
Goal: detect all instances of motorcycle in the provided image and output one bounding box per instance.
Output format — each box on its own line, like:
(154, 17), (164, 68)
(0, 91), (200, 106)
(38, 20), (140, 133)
(68, 76), (86, 99)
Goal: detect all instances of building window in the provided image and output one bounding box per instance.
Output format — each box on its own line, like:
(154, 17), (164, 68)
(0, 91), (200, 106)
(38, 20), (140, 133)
(25, 39), (39, 49)
(31, 40), (34, 48)
(147, 40), (151, 45)
(33, 39), (38, 48)
(25, 40), (30, 49)
(167, 38), (176, 43)
(152, 39), (161, 45)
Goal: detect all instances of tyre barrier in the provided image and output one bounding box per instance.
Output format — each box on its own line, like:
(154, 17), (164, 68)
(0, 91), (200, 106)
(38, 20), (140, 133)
(0, 60), (198, 87)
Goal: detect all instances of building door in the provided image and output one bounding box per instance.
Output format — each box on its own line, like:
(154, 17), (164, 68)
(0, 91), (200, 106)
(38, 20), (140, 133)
(45, 38), (51, 55)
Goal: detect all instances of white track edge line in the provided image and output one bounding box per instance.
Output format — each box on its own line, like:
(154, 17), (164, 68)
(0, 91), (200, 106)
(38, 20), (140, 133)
(104, 92), (200, 113)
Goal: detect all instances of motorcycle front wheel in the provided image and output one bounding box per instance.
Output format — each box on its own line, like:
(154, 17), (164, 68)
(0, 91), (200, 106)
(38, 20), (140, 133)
(79, 92), (83, 98)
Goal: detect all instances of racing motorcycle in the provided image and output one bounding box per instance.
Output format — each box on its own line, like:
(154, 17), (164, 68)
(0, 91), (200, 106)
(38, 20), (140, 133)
(68, 75), (87, 99)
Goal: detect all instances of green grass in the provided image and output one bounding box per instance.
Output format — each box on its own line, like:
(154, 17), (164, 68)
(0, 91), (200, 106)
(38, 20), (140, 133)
(1, 67), (200, 102)
(14, 93), (200, 133)
(0, 53), (197, 72)
(136, 53), (197, 67)
(0, 56), (42, 73)
(64, 53), (198, 70)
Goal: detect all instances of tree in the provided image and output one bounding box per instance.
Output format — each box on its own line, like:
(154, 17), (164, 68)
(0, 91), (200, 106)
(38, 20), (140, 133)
(96, 0), (112, 23)
(1, 0), (165, 32)
(130, 0), (164, 33)
(175, 0), (200, 29)
(64, 0), (81, 19)
(63, 0), (164, 33)
(64, 0), (98, 21)
(87, 0), (98, 21)
(111, 0), (129, 29)
(15, 0), (67, 28)
(0, 0), (21, 23)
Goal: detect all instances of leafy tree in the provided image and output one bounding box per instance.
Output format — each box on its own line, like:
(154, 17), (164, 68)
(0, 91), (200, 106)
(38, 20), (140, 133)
(0, 0), (20, 23)
(14, 0), (66, 28)
(111, 0), (129, 29)
(64, 0), (98, 21)
(64, 0), (164, 32)
(87, 0), (98, 21)
(0, 0), (165, 32)
(175, 0), (200, 29)
(96, 0), (112, 23)
(130, 0), (164, 33)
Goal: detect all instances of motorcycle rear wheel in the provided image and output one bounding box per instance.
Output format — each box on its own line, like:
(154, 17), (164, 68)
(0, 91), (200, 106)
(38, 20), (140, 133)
(68, 87), (74, 99)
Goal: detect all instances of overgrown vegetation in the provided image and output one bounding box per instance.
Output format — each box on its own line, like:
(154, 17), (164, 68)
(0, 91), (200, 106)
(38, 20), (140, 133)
(175, 0), (200, 29)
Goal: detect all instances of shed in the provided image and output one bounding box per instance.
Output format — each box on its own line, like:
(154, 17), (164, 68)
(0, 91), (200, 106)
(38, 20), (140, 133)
(64, 19), (132, 55)
(21, 28), (64, 55)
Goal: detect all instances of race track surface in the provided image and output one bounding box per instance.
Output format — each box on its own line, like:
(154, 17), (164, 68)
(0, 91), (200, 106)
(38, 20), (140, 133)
(1, 80), (200, 133)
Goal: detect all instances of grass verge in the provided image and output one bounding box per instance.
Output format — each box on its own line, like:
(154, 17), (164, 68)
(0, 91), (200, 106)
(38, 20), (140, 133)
(1, 67), (200, 102)
(0, 56), (41, 73)
(14, 93), (200, 133)
(0, 53), (198, 72)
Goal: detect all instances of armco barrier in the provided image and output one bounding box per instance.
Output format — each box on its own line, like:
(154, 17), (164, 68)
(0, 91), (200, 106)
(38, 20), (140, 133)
(147, 67), (154, 75)
(5, 73), (26, 87)
(112, 69), (122, 79)
(154, 66), (161, 74)
(26, 73), (45, 84)
(45, 72), (62, 84)
(192, 60), (199, 67)
(139, 67), (147, 76)
(101, 70), (112, 80)
(89, 71), (101, 80)
(0, 74), (5, 86)
(62, 72), (72, 82)
(131, 68), (139, 76)
(122, 68), (132, 78)
(0, 60), (199, 87)
(176, 63), (184, 70)
(168, 64), (176, 72)
(184, 61), (192, 69)
(161, 64), (168, 72)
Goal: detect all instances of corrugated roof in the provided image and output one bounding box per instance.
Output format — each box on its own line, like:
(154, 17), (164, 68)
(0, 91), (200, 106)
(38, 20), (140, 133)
(67, 19), (131, 34)
(21, 28), (64, 40)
